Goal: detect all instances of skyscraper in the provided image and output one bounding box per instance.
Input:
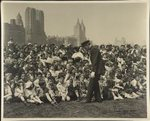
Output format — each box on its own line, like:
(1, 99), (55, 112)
(16, 13), (24, 27)
(4, 13), (25, 47)
(74, 19), (86, 46)
(25, 7), (46, 44)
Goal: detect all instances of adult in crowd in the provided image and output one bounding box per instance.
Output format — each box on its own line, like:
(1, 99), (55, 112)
(81, 40), (105, 103)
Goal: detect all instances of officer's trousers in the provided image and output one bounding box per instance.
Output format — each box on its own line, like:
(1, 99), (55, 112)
(86, 74), (102, 102)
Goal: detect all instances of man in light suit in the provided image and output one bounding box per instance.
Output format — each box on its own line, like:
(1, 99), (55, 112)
(81, 40), (105, 103)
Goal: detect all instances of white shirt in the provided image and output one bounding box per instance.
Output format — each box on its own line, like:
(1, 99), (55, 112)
(14, 86), (24, 96)
(4, 85), (12, 96)
(72, 52), (84, 60)
(25, 80), (33, 89)
(130, 79), (137, 87)
(34, 79), (40, 88)
(56, 82), (68, 94)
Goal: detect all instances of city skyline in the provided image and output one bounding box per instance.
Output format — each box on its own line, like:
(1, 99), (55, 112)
(2, 2), (147, 45)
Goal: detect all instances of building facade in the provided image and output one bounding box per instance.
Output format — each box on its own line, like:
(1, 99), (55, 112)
(25, 7), (46, 44)
(73, 19), (86, 46)
(63, 19), (87, 47)
(4, 13), (25, 47)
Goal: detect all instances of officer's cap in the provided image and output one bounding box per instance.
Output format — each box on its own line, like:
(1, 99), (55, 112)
(81, 40), (91, 47)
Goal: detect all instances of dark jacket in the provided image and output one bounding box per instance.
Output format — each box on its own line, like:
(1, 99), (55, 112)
(90, 46), (105, 75)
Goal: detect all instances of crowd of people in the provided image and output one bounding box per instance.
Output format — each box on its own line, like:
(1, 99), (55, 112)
(4, 39), (147, 105)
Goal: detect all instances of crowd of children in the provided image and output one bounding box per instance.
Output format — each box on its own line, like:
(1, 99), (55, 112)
(4, 40), (147, 105)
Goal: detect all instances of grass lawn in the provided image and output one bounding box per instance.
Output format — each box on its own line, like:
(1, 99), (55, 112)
(4, 97), (147, 118)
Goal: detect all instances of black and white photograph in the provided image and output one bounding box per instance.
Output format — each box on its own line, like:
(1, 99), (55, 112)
(1, 0), (149, 120)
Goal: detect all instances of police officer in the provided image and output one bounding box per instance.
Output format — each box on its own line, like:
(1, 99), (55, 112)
(81, 40), (105, 103)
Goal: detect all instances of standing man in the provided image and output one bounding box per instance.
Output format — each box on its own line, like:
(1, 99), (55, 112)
(81, 40), (105, 103)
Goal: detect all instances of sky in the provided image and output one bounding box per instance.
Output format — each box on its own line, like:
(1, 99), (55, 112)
(2, 1), (148, 45)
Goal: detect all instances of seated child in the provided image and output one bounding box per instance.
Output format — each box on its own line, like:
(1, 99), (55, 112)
(67, 78), (77, 101)
(39, 77), (58, 105)
(73, 75), (81, 101)
(129, 75), (143, 98)
(111, 74), (124, 100)
(4, 83), (12, 103)
(24, 78), (43, 104)
(34, 73), (44, 98)
(122, 81), (136, 99)
(56, 76), (70, 101)
(14, 81), (27, 104)
(80, 74), (88, 98)
(46, 81), (60, 104)
(102, 79), (114, 100)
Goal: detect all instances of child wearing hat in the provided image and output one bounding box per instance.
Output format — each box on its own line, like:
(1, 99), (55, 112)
(24, 76), (43, 104)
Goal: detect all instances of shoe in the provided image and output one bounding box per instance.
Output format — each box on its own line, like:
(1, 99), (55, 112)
(95, 99), (103, 103)
(76, 98), (81, 102)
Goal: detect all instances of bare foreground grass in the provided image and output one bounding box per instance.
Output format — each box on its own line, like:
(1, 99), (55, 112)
(4, 97), (147, 118)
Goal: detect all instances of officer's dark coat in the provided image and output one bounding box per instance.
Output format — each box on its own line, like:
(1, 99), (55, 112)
(90, 46), (105, 76)
(86, 46), (105, 102)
